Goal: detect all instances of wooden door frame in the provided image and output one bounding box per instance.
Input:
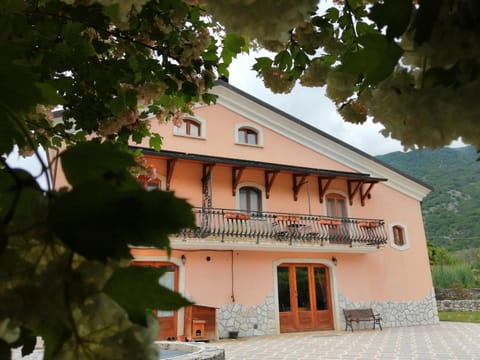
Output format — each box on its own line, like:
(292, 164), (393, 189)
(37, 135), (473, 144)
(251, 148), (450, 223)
(273, 258), (339, 333)
(132, 256), (186, 337)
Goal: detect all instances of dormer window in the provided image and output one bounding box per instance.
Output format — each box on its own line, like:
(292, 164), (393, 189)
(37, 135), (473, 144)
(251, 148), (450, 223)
(173, 116), (206, 138)
(235, 124), (263, 147)
(181, 119), (200, 137)
(238, 127), (258, 145)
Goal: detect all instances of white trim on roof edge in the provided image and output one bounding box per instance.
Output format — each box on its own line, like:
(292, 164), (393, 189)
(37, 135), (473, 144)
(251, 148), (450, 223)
(212, 84), (431, 201)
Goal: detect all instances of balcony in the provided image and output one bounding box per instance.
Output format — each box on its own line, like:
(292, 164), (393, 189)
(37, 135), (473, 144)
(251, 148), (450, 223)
(174, 207), (388, 252)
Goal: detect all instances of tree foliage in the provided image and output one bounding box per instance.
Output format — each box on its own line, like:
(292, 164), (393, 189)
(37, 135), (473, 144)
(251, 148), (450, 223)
(0, 0), (231, 358)
(2, 0), (480, 358)
(208, 0), (480, 150)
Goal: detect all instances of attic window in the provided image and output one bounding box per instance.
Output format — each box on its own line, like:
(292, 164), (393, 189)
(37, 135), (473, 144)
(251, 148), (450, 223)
(235, 124), (263, 147)
(173, 116), (206, 138)
(238, 127), (258, 145)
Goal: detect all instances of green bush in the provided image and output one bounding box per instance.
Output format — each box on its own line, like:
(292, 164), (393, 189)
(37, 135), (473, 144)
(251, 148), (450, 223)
(431, 264), (476, 288)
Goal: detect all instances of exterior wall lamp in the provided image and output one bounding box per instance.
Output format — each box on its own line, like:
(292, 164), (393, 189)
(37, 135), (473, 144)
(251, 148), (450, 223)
(331, 256), (337, 266)
(181, 254), (187, 265)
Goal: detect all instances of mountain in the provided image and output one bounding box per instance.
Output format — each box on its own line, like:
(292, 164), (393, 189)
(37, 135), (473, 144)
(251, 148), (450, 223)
(377, 146), (480, 251)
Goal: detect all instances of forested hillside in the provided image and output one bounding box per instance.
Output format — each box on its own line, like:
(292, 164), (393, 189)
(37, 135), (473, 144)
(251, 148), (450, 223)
(377, 146), (480, 251)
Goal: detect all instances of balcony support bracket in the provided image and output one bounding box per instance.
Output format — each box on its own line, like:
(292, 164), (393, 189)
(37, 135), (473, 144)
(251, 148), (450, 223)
(292, 173), (309, 201)
(232, 167), (245, 196)
(318, 176), (335, 203)
(360, 180), (378, 206)
(265, 170), (279, 199)
(202, 163), (215, 185)
(347, 179), (363, 206)
(166, 159), (177, 191)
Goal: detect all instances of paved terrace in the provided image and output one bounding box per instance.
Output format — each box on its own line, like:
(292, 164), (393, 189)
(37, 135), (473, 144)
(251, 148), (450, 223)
(12, 322), (480, 359)
(217, 322), (480, 360)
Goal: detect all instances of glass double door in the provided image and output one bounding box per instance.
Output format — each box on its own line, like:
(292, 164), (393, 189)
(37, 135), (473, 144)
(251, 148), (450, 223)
(277, 264), (333, 332)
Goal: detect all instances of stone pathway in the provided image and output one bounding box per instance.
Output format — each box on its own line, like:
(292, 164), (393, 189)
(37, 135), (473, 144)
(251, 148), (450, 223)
(11, 322), (480, 360)
(217, 322), (480, 360)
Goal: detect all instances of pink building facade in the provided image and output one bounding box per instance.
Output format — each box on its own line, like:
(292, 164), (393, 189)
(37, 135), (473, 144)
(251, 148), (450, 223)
(130, 81), (439, 339)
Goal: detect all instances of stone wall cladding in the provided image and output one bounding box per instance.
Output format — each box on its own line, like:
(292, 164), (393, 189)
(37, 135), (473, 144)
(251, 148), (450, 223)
(338, 289), (439, 330)
(217, 289), (440, 337)
(217, 291), (277, 338)
(437, 300), (480, 312)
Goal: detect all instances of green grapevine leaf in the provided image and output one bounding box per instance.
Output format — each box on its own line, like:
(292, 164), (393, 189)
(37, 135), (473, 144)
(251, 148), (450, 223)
(324, 7), (339, 21)
(221, 33), (246, 68)
(252, 57), (273, 71)
(104, 266), (193, 325)
(60, 141), (137, 187)
(274, 50), (292, 71)
(51, 183), (194, 261)
(0, 225), (6, 254)
(412, 0), (441, 44)
(339, 33), (403, 86)
(0, 111), (25, 155)
(223, 33), (246, 54)
(369, 0), (412, 39)
(10, 327), (36, 357)
(149, 134), (162, 152)
(0, 340), (10, 359)
(201, 92), (218, 104)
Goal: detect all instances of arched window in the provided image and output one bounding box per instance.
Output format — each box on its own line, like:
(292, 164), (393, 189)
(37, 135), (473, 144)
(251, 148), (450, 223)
(174, 117), (205, 138)
(238, 127), (258, 145)
(325, 193), (348, 243)
(137, 175), (166, 191)
(239, 186), (262, 212)
(390, 223), (409, 250)
(183, 119), (200, 137)
(235, 124), (263, 146)
(392, 226), (405, 246)
(325, 193), (347, 218)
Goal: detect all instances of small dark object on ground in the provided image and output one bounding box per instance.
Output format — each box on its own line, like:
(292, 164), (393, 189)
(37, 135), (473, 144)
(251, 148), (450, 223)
(228, 331), (239, 339)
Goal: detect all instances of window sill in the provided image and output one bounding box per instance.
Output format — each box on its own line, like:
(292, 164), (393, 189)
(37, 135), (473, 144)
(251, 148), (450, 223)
(173, 134), (206, 140)
(234, 141), (263, 148)
(390, 243), (410, 251)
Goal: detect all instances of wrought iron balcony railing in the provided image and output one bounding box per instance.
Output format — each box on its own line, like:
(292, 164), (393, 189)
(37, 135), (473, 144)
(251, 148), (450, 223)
(176, 207), (388, 248)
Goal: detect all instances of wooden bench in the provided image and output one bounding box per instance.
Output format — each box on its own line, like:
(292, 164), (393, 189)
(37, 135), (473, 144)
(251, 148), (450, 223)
(343, 308), (382, 331)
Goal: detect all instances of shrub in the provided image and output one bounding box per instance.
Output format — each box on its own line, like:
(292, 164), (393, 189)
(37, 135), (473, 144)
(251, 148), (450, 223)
(431, 264), (476, 288)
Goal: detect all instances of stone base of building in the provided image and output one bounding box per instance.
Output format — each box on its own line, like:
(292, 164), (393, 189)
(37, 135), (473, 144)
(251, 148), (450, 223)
(216, 292), (276, 338)
(338, 289), (439, 329)
(217, 289), (439, 337)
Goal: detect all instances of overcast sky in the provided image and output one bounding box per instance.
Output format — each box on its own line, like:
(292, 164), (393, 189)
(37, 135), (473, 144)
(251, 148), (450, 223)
(228, 52), (406, 157)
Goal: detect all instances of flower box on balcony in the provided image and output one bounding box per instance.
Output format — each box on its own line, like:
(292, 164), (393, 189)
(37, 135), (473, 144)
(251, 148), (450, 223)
(358, 221), (381, 228)
(319, 219), (341, 226)
(276, 215), (300, 222)
(224, 212), (250, 220)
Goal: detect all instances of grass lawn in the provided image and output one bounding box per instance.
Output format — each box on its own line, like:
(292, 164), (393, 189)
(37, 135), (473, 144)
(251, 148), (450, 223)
(438, 311), (480, 323)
